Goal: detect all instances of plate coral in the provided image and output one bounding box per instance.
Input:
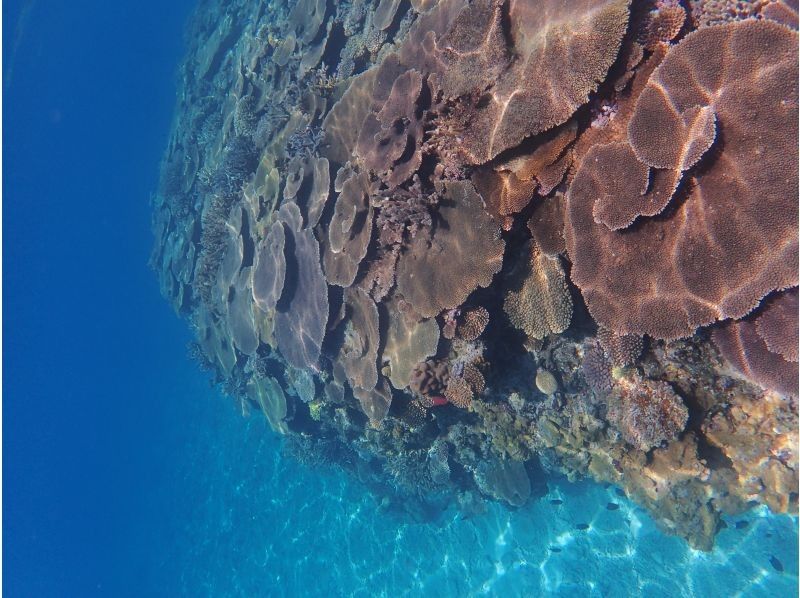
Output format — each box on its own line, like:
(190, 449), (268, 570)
(152, 0), (799, 551)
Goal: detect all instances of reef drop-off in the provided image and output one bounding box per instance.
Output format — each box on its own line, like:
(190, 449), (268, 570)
(152, 0), (799, 551)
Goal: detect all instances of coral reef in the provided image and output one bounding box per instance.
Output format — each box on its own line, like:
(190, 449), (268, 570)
(152, 0), (798, 552)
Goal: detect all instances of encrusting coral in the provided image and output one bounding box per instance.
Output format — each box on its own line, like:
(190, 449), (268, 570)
(152, 0), (799, 552)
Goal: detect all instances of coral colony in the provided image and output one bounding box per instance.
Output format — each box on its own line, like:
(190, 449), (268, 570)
(152, 0), (799, 550)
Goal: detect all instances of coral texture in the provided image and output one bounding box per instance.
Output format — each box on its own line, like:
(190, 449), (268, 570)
(152, 0), (798, 553)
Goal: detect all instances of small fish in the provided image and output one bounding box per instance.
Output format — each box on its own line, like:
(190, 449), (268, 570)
(549, 547), (562, 553)
(550, 499), (563, 505)
(735, 521), (749, 530)
(770, 556), (784, 573)
(766, 532), (773, 538)
(615, 488), (626, 498)
(606, 503), (619, 511)
(575, 523), (590, 531)
(602, 482), (611, 489)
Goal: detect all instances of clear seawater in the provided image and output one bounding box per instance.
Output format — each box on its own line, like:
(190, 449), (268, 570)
(3, 1), (798, 597)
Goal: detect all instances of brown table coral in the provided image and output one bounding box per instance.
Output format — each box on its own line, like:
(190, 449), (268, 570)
(153, 0), (799, 554)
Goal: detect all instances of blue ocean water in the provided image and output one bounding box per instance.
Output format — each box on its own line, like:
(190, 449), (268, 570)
(3, 2), (798, 597)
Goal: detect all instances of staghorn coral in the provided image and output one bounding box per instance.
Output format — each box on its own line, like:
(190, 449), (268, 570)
(582, 343), (614, 394)
(607, 373), (689, 451)
(503, 241), (572, 341)
(396, 180), (505, 318)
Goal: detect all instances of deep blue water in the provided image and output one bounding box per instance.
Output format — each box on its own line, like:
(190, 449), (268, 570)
(4, 1), (196, 594)
(3, 2), (798, 597)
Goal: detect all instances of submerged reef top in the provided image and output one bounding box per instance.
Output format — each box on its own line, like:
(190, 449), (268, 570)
(152, 0), (799, 551)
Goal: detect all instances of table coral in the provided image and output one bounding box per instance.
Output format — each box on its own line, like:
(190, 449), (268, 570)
(152, 0), (799, 553)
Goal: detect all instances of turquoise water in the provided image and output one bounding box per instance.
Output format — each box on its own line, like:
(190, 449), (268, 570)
(5, 1), (798, 596)
(157, 384), (798, 597)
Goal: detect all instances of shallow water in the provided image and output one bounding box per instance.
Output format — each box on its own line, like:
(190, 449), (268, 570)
(155, 386), (798, 597)
(4, 1), (799, 596)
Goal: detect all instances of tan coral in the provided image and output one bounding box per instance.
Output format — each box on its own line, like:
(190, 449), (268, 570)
(397, 180), (505, 318)
(640, 3), (686, 49)
(503, 241), (572, 340)
(527, 193), (566, 257)
(462, 363), (486, 394)
(597, 326), (643, 367)
(444, 376), (473, 409)
(383, 294), (441, 390)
